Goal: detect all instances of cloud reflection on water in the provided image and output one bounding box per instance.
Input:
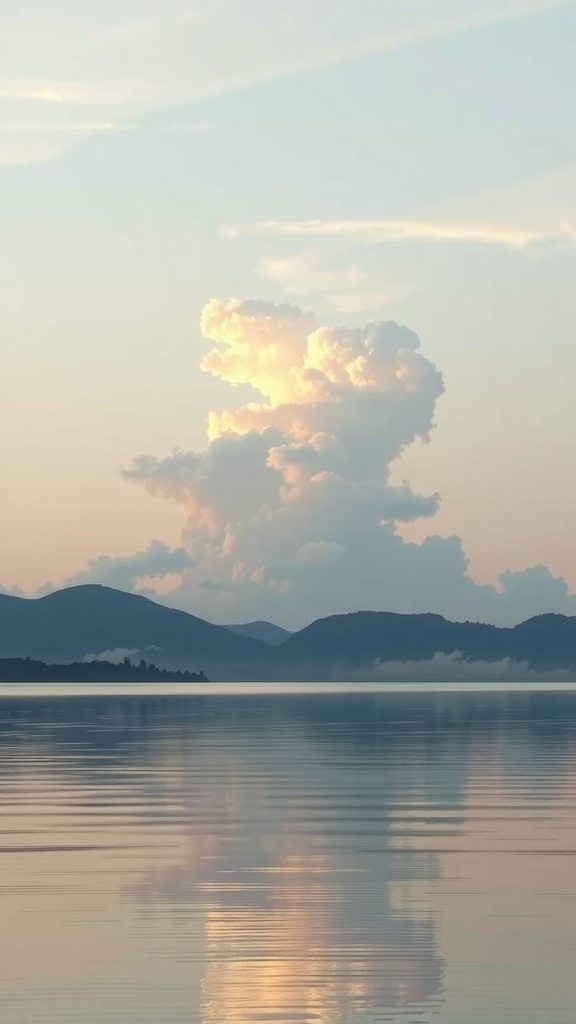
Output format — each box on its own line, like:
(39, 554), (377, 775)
(0, 689), (575, 1023)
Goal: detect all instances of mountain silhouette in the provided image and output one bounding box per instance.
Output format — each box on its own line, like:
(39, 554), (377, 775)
(1, 586), (575, 680)
(280, 610), (576, 674)
(225, 620), (292, 645)
(0, 586), (267, 678)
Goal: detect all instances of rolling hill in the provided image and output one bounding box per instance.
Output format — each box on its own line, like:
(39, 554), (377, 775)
(225, 620), (292, 645)
(279, 610), (576, 674)
(0, 586), (268, 678)
(1, 586), (575, 680)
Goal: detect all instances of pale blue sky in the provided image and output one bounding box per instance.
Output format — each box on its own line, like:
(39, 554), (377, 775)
(1, 0), (575, 626)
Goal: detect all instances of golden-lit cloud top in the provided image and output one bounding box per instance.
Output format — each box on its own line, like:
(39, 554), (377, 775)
(121, 298), (576, 628)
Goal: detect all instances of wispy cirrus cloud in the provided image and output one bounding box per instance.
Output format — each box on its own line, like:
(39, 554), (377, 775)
(226, 218), (576, 251)
(230, 213), (575, 312)
(1, 0), (572, 165)
(0, 80), (153, 106)
(0, 122), (127, 132)
(0, 121), (213, 133)
(3, 0), (571, 108)
(0, 117), (213, 166)
(259, 255), (408, 314)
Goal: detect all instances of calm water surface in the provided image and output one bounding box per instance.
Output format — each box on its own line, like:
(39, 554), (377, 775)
(1, 686), (575, 1023)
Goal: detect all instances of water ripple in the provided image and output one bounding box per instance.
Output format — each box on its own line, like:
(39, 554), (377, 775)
(0, 687), (575, 1023)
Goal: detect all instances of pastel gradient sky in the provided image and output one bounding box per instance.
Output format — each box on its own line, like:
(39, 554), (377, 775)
(2, 0), (575, 628)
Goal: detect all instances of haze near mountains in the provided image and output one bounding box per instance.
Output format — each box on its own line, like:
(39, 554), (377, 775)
(1, 585), (574, 683)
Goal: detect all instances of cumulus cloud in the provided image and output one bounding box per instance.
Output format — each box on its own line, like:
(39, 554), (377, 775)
(496, 566), (576, 624)
(56, 540), (194, 594)
(346, 652), (572, 683)
(121, 298), (576, 629)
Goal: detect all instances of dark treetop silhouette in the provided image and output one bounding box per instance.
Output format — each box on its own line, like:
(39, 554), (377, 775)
(0, 657), (208, 684)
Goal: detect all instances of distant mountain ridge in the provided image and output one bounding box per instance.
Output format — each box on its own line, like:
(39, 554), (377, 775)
(1, 586), (575, 680)
(225, 620), (292, 645)
(281, 610), (576, 672)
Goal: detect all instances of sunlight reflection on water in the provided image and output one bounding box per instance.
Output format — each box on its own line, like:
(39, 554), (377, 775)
(0, 687), (575, 1023)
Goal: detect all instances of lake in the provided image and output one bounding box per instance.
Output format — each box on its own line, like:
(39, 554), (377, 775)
(1, 685), (575, 1023)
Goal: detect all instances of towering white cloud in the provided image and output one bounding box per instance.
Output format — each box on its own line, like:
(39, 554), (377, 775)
(122, 298), (576, 628)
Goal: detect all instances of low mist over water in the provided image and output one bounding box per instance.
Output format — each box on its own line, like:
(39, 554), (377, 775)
(1, 687), (575, 1023)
